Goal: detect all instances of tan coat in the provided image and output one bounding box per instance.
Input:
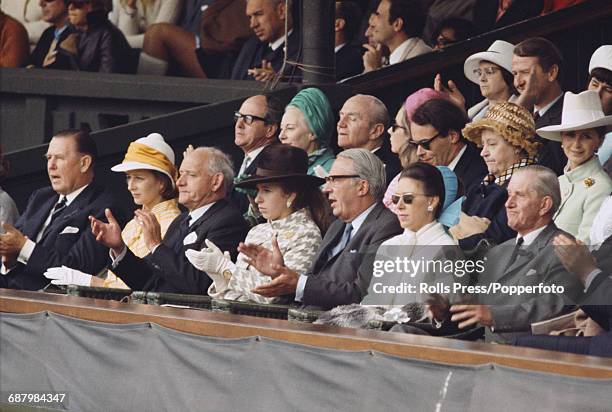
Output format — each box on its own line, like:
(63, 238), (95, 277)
(0, 12), (29, 68)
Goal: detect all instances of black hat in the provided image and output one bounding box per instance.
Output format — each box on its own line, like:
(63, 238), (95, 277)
(235, 144), (325, 189)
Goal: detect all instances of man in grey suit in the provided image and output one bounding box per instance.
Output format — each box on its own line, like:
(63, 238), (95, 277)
(446, 165), (582, 343)
(239, 149), (403, 309)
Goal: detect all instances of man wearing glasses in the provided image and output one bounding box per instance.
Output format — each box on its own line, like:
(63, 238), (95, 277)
(239, 149), (402, 309)
(409, 98), (487, 194)
(231, 94), (283, 215)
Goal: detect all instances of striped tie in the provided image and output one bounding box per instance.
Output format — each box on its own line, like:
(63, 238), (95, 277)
(49, 196), (67, 226)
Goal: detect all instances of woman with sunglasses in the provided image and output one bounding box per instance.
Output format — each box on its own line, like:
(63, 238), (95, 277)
(434, 40), (518, 121)
(185, 144), (330, 304)
(279, 88), (336, 176)
(63, 0), (136, 73)
(453, 102), (540, 250)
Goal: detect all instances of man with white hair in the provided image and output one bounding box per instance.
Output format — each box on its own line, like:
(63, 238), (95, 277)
(337, 94), (401, 186)
(91, 147), (249, 294)
(239, 149), (402, 309)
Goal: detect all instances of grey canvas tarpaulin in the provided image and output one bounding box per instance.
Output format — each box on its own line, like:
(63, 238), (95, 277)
(0, 311), (611, 412)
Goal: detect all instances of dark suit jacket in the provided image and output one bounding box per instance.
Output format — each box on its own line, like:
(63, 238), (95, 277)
(335, 43), (363, 81)
(229, 147), (268, 215)
(113, 199), (249, 294)
(535, 95), (567, 176)
(373, 141), (402, 188)
(454, 141), (488, 195)
(0, 184), (128, 291)
(513, 331), (612, 357)
(579, 235), (612, 330)
(477, 223), (582, 343)
(231, 30), (301, 81)
(302, 202), (403, 309)
(30, 25), (75, 70)
(473, 0), (544, 34)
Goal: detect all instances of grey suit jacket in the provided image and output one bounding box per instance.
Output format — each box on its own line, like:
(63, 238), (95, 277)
(477, 223), (582, 343)
(302, 202), (403, 309)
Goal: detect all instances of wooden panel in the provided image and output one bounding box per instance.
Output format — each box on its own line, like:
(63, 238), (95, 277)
(2, 289), (612, 379)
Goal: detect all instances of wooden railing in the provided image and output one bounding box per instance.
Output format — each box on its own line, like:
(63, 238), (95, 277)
(2, 289), (612, 379)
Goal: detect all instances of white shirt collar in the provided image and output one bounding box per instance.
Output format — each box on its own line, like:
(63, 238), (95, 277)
(447, 144), (467, 171)
(335, 43), (346, 53)
(270, 29), (293, 51)
(389, 38), (411, 65)
(518, 224), (548, 246)
(188, 201), (216, 227)
(62, 184), (89, 206)
(239, 145), (267, 176)
(348, 202), (377, 233)
(535, 93), (562, 116)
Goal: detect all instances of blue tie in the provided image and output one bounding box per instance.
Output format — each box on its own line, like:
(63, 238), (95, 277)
(329, 223), (353, 258)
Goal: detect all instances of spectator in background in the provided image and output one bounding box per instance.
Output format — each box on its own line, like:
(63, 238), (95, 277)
(0, 10), (29, 67)
(512, 37), (567, 176)
(109, 0), (183, 49)
(334, 0), (364, 80)
(473, 0), (543, 34)
(280, 88), (336, 176)
(137, 0), (250, 78)
(409, 98), (488, 194)
(422, 0), (477, 46)
(30, 0), (75, 70)
(64, 0), (136, 73)
(1, 0), (47, 47)
(231, 0), (300, 82)
(431, 17), (475, 50)
(337, 94), (401, 186)
(587, 45), (612, 166)
(0, 146), (19, 226)
(363, 0), (431, 73)
(537, 91), (612, 243)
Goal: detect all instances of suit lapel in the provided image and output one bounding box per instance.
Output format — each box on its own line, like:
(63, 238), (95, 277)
(500, 224), (556, 280)
(40, 185), (95, 242)
(27, 195), (58, 240)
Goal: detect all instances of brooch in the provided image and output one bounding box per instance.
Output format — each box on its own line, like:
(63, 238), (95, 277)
(584, 177), (595, 188)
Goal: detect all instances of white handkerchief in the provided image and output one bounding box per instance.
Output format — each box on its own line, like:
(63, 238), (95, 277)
(60, 226), (79, 235)
(525, 268), (537, 277)
(183, 231), (198, 245)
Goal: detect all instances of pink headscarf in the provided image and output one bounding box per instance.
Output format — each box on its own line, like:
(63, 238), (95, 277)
(404, 88), (450, 122)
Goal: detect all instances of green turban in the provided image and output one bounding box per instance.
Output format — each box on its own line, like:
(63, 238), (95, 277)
(287, 88), (334, 147)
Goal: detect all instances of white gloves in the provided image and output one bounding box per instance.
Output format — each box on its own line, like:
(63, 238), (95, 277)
(185, 239), (235, 293)
(43, 266), (92, 286)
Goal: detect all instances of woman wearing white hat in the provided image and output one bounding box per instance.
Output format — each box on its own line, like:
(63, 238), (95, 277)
(434, 40), (518, 120)
(43, 133), (181, 288)
(537, 90), (612, 243)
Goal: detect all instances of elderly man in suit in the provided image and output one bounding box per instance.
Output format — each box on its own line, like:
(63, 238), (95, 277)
(363, 0), (431, 73)
(443, 165), (582, 343)
(512, 37), (567, 175)
(91, 147), (249, 294)
(409, 98), (488, 194)
(239, 148), (403, 309)
(337, 94), (401, 187)
(0, 129), (128, 291)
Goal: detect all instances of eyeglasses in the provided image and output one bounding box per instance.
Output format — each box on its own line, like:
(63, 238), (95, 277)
(234, 111), (267, 125)
(390, 123), (407, 133)
(407, 133), (442, 150)
(390, 193), (429, 205)
(324, 174), (360, 185)
(473, 67), (500, 78)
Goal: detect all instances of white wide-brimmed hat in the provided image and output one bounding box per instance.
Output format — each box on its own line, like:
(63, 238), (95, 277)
(111, 133), (177, 186)
(589, 45), (612, 74)
(464, 40), (515, 84)
(537, 90), (612, 142)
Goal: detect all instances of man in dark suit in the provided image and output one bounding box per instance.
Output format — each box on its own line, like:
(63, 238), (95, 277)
(334, 0), (364, 81)
(443, 165), (582, 343)
(513, 37), (567, 175)
(239, 149), (403, 309)
(231, 0), (300, 82)
(410, 98), (488, 194)
(337, 94), (402, 186)
(91, 147), (249, 294)
(29, 0), (75, 70)
(0, 129), (128, 291)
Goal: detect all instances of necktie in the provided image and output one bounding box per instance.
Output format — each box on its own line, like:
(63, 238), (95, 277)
(533, 111), (541, 123)
(329, 223), (353, 258)
(507, 237), (524, 268)
(49, 196), (67, 226)
(173, 214), (191, 253)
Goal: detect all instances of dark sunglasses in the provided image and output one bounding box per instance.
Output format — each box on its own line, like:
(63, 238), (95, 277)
(390, 193), (428, 205)
(234, 111), (267, 125)
(407, 133), (442, 150)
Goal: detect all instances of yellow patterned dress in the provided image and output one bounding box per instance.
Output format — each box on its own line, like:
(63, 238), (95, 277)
(103, 198), (181, 288)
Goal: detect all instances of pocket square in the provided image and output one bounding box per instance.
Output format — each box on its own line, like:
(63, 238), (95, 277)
(525, 268), (537, 276)
(349, 249), (358, 254)
(183, 231), (198, 245)
(60, 226), (79, 235)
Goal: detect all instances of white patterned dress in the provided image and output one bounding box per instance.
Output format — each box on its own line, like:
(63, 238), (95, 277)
(208, 208), (322, 304)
